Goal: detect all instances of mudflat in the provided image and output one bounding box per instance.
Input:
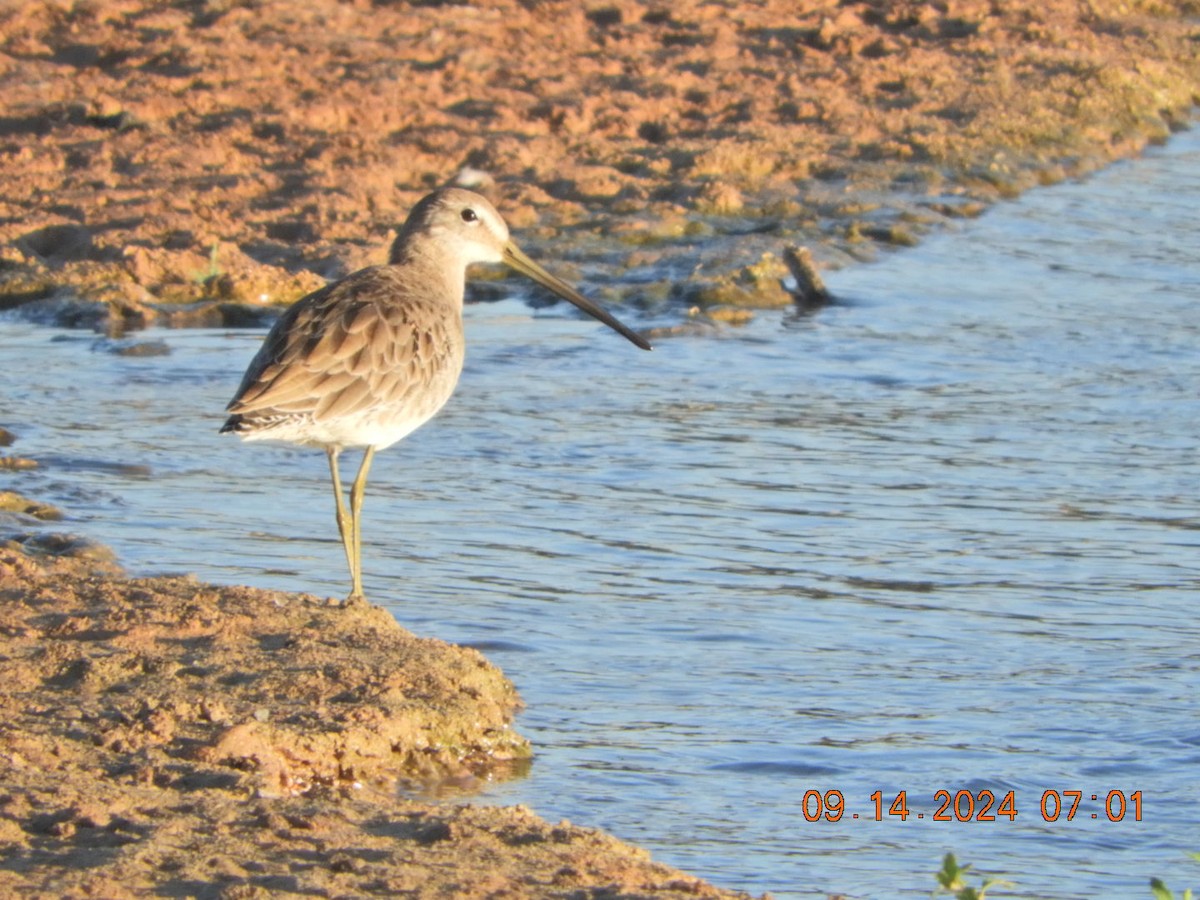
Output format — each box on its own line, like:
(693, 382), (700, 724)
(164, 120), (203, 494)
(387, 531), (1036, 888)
(1, 0), (1196, 323)
(1, 1), (1197, 896)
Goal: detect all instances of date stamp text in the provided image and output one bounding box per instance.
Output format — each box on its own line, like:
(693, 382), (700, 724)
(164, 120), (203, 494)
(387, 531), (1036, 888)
(797, 789), (1143, 823)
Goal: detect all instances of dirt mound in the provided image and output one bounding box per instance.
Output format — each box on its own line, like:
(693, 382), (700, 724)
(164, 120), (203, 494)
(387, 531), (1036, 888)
(0, 544), (529, 792)
(0, 543), (754, 898)
(1, 0), (1197, 325)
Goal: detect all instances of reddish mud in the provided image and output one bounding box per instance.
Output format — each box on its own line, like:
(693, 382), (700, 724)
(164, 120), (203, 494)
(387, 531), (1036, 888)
(0, 0), (1196, 327)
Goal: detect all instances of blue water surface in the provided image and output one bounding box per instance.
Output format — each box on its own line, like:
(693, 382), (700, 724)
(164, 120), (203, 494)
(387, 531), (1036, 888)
(3, 128), (1198, 898)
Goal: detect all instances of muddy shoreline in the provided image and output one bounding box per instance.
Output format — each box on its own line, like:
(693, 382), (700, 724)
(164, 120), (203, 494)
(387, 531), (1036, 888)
(0, 515), (757, 899)
(2, 1), (1199, 895)
(2, 1), (1198, 331)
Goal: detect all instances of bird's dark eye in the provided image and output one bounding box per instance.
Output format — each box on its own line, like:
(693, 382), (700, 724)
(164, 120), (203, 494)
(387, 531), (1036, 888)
(461, 208), (478, 223)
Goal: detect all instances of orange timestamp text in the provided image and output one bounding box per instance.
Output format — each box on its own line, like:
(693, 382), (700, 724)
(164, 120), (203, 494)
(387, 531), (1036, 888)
(797, 789), (1143, 823)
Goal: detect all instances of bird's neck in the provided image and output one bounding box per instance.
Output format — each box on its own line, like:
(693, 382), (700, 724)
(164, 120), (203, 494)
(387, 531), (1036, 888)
(387, 233), (420, 266)
(386, 238), (468, 307)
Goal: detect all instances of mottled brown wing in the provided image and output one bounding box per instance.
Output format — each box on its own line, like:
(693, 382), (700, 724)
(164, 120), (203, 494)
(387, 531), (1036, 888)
(225, 266), (459, 423)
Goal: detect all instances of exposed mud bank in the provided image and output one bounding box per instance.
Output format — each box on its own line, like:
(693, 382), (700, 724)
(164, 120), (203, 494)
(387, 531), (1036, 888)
(0, 535), (756, 899)
(1, 0), (1197, 328)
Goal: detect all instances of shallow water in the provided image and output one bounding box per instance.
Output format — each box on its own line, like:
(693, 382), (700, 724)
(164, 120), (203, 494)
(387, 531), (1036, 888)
(4, 128), (1199, 898)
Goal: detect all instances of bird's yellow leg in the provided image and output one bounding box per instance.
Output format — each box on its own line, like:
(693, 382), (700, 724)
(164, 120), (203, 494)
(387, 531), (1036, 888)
(326, 447), (358, 598)
(348, 446), (376, 601)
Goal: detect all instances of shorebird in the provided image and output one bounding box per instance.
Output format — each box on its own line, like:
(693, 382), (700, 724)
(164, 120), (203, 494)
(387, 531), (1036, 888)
(221, 187), (650, 600)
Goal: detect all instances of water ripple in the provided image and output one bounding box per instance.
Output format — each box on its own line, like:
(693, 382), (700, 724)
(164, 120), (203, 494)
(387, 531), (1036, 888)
(3, 130), (1199, 898)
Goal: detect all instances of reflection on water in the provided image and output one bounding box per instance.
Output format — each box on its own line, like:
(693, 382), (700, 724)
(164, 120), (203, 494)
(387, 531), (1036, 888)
(4, 128), (1199, 898)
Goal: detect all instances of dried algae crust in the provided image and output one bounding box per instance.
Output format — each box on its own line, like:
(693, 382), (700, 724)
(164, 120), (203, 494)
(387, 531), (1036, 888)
(0, 545), (756, 898)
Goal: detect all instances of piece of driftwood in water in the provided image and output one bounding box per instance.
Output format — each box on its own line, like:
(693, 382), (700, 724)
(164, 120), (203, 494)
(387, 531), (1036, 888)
(783, 246), (831, 310)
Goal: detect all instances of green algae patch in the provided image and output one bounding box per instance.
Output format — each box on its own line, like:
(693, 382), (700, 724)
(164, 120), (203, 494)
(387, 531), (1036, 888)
(0, 255), (326, 331)
(690, 252), (796, 309)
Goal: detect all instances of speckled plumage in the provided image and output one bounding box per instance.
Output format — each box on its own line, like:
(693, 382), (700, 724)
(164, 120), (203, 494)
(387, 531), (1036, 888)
(223, 265), (465, 450)
(222, 187), (649, 600)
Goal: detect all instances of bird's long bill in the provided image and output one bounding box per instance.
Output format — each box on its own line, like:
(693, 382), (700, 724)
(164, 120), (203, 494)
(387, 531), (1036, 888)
(503, 241), (652, 351)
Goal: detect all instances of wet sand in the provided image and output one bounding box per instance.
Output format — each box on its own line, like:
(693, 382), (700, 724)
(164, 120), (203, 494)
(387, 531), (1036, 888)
(1, 0), (1198, 895)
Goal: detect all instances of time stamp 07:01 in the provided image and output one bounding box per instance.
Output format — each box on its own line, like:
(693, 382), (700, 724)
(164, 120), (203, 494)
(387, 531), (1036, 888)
(798, 789), (1144, 823)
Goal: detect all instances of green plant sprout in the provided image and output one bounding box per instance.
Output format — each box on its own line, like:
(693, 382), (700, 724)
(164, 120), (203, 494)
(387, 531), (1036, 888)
(933, 852), (1013, 900)
(1150, 851), (1200, 900)
(191, 241), (222, 285)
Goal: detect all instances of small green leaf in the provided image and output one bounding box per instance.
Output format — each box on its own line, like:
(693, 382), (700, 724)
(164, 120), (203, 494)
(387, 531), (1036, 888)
(933, 853), (1010, 899)
(937, 852), (962, 889)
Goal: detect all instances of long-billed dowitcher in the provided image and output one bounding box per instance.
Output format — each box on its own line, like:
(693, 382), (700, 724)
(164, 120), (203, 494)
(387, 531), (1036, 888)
(221, 187), (650, 600)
